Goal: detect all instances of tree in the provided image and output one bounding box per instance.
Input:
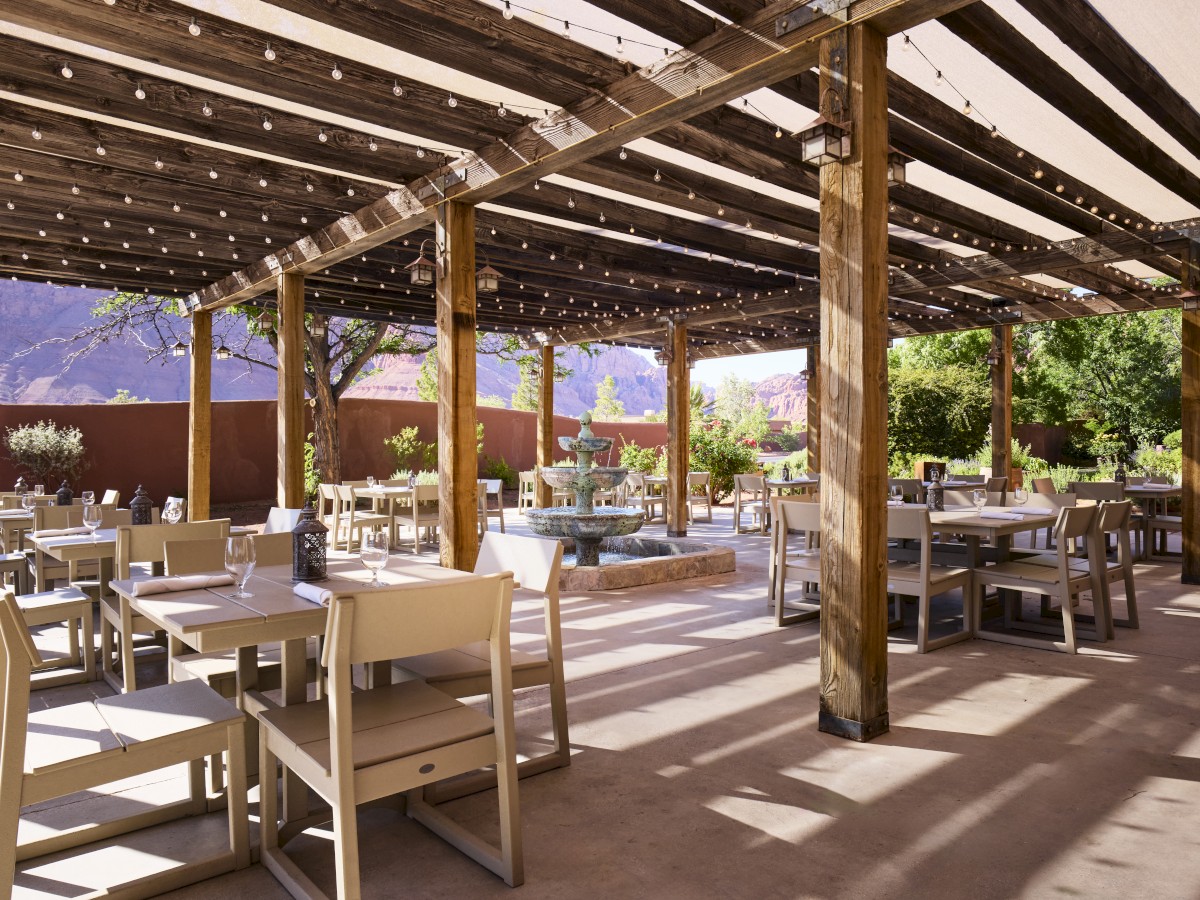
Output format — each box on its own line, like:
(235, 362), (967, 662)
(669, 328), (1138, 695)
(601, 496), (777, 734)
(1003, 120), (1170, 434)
(594, 374), (625, 421)
(887, 365), (991, 460)
(107, 389), (148, 404)
(510, 346), (591, 412)
(690, 384), (714, 421)
(714, 374), (757, 425)
(416, 348), (439, 402)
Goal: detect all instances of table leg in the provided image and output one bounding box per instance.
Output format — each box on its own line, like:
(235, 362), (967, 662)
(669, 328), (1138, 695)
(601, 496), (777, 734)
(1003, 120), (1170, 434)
(965, 536), (980, 635)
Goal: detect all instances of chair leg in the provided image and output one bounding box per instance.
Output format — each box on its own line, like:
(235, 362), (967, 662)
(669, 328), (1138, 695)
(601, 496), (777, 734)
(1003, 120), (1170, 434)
(119, 597), (137, 693)
(1058, 587), (1078, 654)
(331, 788), (362, 900)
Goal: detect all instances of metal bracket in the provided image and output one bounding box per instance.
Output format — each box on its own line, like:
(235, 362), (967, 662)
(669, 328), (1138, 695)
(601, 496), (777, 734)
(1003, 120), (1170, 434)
(777, 0), (852, 37)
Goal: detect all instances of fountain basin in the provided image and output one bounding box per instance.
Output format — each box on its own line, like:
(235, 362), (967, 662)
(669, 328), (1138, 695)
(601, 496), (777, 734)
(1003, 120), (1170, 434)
(525, 506), (645, 540)
(538, 466), (629, 493)
(559, 435), (614, 454)
(555, 536), (736, 592)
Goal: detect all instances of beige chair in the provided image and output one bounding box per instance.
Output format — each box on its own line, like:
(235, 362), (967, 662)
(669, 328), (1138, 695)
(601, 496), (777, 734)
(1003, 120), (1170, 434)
(1031, 476), (1056, 494)
(972, 506), (1108, 654)
(100, 488), (120, 506)
(16, 586), (95, 688)
(772, 498), (822, 626)
(1013, 492), (1079, 551)
(330, 485), (392, 552)
(985, 476), (1009, 493)
(101, 519), (231, 692)
(478, 479), (506, 534)
(955, 474), (986, 484)
(164, 531), (293, 576)
(0, 592), (249, 895)
(264, 507), (304, 534)
(396, 532), (568, 797)
(317, 483), (338, 537)
(1069, 481), (1125, 503)
(395, 483), (441, 554)
(687, 472), (714, 523)
(258, 572), (523, 897)
(733, 474), (768, 534)
(885, 507), (972, 652)
(517, 470), (537, 511)
(767, 494), (818, 609)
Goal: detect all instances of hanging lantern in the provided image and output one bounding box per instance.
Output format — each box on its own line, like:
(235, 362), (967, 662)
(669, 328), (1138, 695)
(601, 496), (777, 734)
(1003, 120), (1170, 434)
(292, 500), (328, 582)
(796, 115), (851, 167)
(256, 310), (274, 332)
(170, 339), (187, 357)
(475, 264), (503, 294)
(310, 316), (327, 338)
(406, 239), (437, 286)
(887, 148), (910, 187)
(215, 342), (231, 360)
(654, 346), (673, 366)
(686, 352), (696, 370)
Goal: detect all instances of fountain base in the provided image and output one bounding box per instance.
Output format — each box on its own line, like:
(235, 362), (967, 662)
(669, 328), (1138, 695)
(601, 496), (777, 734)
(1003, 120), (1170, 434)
(555, 536), (736, 592)
(525, 506), (645, 567)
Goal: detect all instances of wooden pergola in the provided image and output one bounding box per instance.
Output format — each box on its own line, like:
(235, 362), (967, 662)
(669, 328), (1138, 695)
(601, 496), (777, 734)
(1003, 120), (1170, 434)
(3, 0), (1199, 740)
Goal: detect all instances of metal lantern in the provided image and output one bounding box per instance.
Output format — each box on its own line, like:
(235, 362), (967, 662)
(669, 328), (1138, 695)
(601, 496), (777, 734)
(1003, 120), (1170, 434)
(796, 115), (851, 167)
(170, 339), (187, 357)
(406, 252), (436, 286)
(887, 148), (909, 187)
(215, 342), (232, 360)
(654, 346), (673, 366)
(310, 316), (327, 338)
(130, 484), (153, 525)
(292, 501), (329, 582)
(475, 264), (503, 294)
(55, 481), (73, 506)
(985, 348), (1003, 367)
(13, 476), (27, 495)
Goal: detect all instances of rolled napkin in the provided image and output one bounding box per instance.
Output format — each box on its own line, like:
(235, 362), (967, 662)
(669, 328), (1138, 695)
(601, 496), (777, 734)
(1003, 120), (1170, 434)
(132, 573), (235, 596)
(31, 526), (92, 539)
(1140, 483), (1174, 490)
(293, 582), (334, 607)
(980, 511), (1024, 520)
(1015, 506), (1054, 515)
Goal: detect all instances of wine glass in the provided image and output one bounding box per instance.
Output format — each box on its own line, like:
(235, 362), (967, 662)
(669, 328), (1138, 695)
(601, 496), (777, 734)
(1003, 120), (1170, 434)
(82, 503), (104, 543)
(972, 488), (987, 513)
(366, 475), (376, 490)
(81, 490), (95, 506)
(163, 498), (183, 525)
(34, 484), (44, 497)
(1013, 488), (1029, 508)
(224, 537), (256, 599)
(21, 492), (36, 513)
(890, 484), (903, 505)
(360, 532), (389, 587)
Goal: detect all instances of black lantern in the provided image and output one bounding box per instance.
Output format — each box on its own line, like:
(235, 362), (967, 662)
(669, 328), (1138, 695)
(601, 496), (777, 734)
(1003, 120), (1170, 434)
(13, 476), (27, 495)
(406, 239), (437, 286)
(887, 148), (910, 187)
(796, 115), (851, 167)
(292, 501), (328, 582)
(475, 264), (503, 294)
(130, 484), (153, 525)
(170, 339), (187, 357)
(55, 481), (73, 506)
(985, 348), (1003, 367)
(215, 341), (232, 360)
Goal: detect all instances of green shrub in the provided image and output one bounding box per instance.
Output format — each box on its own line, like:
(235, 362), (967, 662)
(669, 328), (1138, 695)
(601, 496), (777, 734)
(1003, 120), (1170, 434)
(618, 438), (660, 473)
(303, 433), (319, 500)
(888, 451), (918, 478)
(482, 455), (518, 489)
(1087, 431), (1125, 461)
(1163, 429), (1183, 451)
(764, 450), (808, 479)
(775, 423), (804, 453)
(1135, 444), (1181, 480)
(1047, 464), (1083, 493)
(690, 419), (758, 502)
(385, 426), (436, 473)
(4, 420), (87, 485)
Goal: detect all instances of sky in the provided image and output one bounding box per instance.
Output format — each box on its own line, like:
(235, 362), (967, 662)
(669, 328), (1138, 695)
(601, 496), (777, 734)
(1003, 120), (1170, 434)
(629, 347), (809, 385)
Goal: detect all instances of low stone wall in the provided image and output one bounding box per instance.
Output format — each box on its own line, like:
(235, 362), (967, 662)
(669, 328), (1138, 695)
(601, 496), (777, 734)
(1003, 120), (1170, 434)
(558, 536), (736, 592)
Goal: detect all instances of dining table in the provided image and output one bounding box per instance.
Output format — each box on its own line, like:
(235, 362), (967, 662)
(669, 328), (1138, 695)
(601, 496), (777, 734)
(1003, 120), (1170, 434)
(29, 526), (117, 593)
(1124, 482), (1181, 558)
(0, 508), (33, 553)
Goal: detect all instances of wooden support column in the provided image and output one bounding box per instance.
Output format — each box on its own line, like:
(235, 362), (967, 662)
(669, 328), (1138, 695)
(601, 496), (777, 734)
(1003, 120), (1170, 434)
(187, 309), (212, 522)
(436, 200), (479, 571)
(817, 22), (890, 743)
(806, 346), (820, 473)
(1182, 242), (1200, 583)
(276, 273), (305, 508)
(536, 344), (555, 509)
(665, 321), (690, 536)
(990, 325), (1013, 482)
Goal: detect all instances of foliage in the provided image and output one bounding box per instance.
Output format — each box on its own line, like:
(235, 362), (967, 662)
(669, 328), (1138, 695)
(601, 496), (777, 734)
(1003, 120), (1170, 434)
(618, 438), (660, 473)
(973, 436), (1049, 478)
(690, 384), (714, 421)
(511, 356), (541, 412)
(689, 419), (759, 502)
(416, 348), (439, 402)
(477, 394), (507, 408)
(482, 455), (519, 489)
(730, 402), (771, 445)
(1135, 444), (1181, 480)
(594, 374), (625, 421)
(763, 450), (808, 479)
(385, 427), (438, 474)
(887, 365), (991, 460)
(888, 451), (918, 479)
(949, 460), (981, 476)
(776, 422), (804, 453)
(1086, 429), (1126, 461)
(4, 420), (88, 485)
(107, 389), (148, 404)
(713, 374), (757, 423)
(303, 434), (319, 500)
(1046, 465), (1084, 494)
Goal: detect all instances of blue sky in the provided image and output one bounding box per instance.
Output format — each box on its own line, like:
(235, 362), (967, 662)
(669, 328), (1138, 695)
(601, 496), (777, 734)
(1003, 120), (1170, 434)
(629, 347), (809, 386)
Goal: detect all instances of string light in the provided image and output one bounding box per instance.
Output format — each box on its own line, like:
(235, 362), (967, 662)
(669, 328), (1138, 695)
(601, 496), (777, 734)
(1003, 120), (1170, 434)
(154, 156), (164, 169)
(503, 0), (514, 19)
(262, 114), (272, 131)
(331, 61), (343, 80)
(201, 101), (213, 117)
(30, 125), (41, 140)
(264, 42), (276, 61)
(447, 93), (458, 107)
(187, 17), (201, 36)
(134, 83), (146, 100)
(60, 62), (73, 78)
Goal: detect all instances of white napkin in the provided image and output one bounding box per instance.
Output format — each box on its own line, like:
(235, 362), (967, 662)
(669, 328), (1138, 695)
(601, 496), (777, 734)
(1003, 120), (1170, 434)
(1140, 483), (1174, 490)
(980, 511), (1024, 520)
(132, 574), (235, 596)
(293, 582), (333, 607)
(1015, 506), (1054, 515)
(886, 499), (905, 507)
(30, 526), (92, 538)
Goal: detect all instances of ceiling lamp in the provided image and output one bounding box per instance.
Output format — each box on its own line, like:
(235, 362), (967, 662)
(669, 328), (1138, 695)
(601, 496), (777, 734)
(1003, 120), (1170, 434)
(475, 264), (503, 294)
(887, 148), (910, 187)
(215, 342), (231, 360)
(170, 339), (187, 357)
(406, 239), (437, 286)
(795, 115), (851, 167)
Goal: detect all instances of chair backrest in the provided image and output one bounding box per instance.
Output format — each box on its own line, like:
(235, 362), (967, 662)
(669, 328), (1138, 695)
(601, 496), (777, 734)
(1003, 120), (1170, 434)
(101, 489), (120, 505)
(253, 531), (294, 567)
(475, 531), (562, 597)
(886, 506), (933, 542)
(889, 478), (923, 502)
(1124, 475), (1145, 487)
(985, 476), (1008, 493)
(687, 472), (711, 487)
(955, 474), (986, 484)
(263, 507), (304, 534)
(115, 519), (231, 579)
(413, 483), (440, 504)
(1009, 492), (1077, 513)
(1031, 476), (1056, 494)
(1069, 481), (1124, 502)
(1096, 499), (1132, 534)
(943, 489), (1001, 508)
(734, 474), (764, 494)
(3, 495), (55, 510)
(31, 504), (83, 530)
(482, 479), (502, 495)
(0, 591), (40, 783)
(1147, 476), (1172, 484)
(165, 531), (292, 574)
(1054, 505), (1096, 543)
(777, 497), (821, 533)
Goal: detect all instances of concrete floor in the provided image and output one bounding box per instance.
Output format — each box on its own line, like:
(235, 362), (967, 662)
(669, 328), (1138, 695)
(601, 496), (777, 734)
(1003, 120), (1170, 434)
(15, 509), (1200, 899)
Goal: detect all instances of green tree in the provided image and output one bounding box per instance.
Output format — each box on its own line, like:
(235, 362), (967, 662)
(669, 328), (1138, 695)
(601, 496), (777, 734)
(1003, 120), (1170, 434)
(887, 365), (991, 460)
(416, 348), (439, 402)
(714, 374), (757, 425)
(594, 374), (625, 421)
(477, 394), (507, 408)
(511, 356), (541, 411)
(690, 383), (714, 421)
(107, 389), (148, 404)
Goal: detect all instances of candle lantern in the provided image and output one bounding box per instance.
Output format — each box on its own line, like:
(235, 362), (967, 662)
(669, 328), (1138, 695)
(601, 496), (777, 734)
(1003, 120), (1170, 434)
(292, 501), (329, 582)
(55, 481), (73, 506)
(130, 484), (154, 525)
(406, 240), (437, 286)
(13, 476), (27, 495)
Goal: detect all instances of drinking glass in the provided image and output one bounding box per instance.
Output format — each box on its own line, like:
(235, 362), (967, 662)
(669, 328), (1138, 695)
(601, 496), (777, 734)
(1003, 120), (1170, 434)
(81, 490), (95, 506)
(82, 503), (104, 542)
(972, 488), (987, 512)
(224, 537), (256, 599)
(34, 484), (44, 497)
(1013, 488), (1029, 507)
(163, 498), (183, 525)
(360, 532), (389, 587)
(21, 492), (35, 513)
(890, 485), (903, 504)
(366, 475), (377, 489)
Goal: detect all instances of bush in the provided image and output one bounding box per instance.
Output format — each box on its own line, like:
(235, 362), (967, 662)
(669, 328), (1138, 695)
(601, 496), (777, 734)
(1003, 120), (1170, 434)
(482, 455), (518, 489)
(385, 426), (437, 474)
(303, 433), (319, 500)
(4, 420), (87, 486)
(1164, 429), (1183, 451)
(888, 451), (918, 479)
(618, 438), (660, 473)
(764, 450), (808, 479)
(776, 423), (804, 453)
(1047, 464), (1083, 493)
(1135, 444), (1181, 481)
(888, 366), (990, 460)
(690, 419), (758, 502)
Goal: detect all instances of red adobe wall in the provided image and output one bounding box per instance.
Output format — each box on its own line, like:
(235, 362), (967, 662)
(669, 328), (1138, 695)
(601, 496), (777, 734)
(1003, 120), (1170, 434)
(0, 400), (667, 503)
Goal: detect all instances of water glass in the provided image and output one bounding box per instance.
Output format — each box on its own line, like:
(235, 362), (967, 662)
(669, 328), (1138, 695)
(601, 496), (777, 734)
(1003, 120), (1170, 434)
(82, 503), (104, 542)
(366, 475), (377, 489)
(163, 498), (183, 525)
(81, 490), (95, 505)
(20, 493), (35, 513)
(34, 484), (44, 497)
(224, 537), (256, 599)
(972, 488), (987, 512)
(889, 485), (903, 505)
(360, 532), (389, 587)
(1013, 488), (1029, 507)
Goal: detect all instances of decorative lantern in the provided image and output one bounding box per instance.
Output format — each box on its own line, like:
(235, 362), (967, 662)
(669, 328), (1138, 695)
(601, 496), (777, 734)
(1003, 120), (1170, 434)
(796, 115), (851, 167)
(475, 264), (503, 294)
(13, 476), (27, 495)
(215, 342), (231, 360)
(310, 316), (326, 338)
(170, 339), (187, 357)
(130, 484), (153, 525)
(887, 148), (909, 187)
(55, 481), (73, 506)
(292, 501), (328, 582)
(406, 240), (437, 286)
(654, 346), (673, 366)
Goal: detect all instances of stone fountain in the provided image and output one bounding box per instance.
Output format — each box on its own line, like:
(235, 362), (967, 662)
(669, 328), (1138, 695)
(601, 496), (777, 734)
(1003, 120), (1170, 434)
(525, 412), (645, 566)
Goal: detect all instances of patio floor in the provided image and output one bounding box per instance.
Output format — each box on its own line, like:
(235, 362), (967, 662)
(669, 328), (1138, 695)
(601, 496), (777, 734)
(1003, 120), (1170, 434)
(15, 508), (1200, 899)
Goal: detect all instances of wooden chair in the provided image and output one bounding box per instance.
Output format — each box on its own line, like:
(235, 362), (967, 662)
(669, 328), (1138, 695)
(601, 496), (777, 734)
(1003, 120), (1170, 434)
(885, 507), (972, 652)
(101, 519), (231, 692)
(478, 479), (506, 534)
(330, 485), (392, 552)
(733, 474), (768, 534)
(396, 532), (568, 798)
(1012, 492), (1079, 551)
(971, 506), (1108, 654)
(317, 483), (338, 538)
(767, 494), (818, 609)
(395, 483), (441, 554)
(100, 488), (120, 506)
(985, 476), (1008, 493)
(687, 472), (714, 523)
(0, 591), (249, 897)
(1069, 481), (1125, 503)
(258, 572), (523, 897)
(1031, 476), (1056, 495)
(772, 499), (822, 626)
(264, 507), (304, 534)
(517, 470), (537, 511)
(16, 587), (95, 687)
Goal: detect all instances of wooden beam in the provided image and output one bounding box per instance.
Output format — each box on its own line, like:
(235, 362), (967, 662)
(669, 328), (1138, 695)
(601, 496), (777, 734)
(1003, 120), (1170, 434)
(806, 346), (820, 473)
(536, 344), (555, 509)
(990, 325), (1012, 483)
(1183, 242), (1200, 584)
(187, 309), (212, 521)
(275, 273), (305, 508)
(817, 22), (890, 743)
(436, 200), (479, 571)
(665, 320), (690, 537)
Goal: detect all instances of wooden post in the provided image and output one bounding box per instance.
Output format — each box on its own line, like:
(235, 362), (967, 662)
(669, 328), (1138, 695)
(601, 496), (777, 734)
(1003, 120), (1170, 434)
(276, 273), (305, 508)
(1182, 242), (1200, 583)
(436, 200), (479, 572)
(665, 320), (690, 536)
(990, 325), (1013, 482)
(536, 344), (555, 509)
(806, 346), (820, 473)
(817, 22), (890, 743)
(187, 309), (212, 522)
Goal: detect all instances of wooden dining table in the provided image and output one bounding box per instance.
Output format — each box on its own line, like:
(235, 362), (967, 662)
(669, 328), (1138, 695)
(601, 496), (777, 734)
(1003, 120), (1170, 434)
(0, 509), (33, 553)
(29, 527), (117, 592)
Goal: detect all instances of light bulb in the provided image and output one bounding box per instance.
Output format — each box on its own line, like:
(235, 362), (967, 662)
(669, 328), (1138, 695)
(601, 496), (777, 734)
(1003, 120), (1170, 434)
(103, 219), (110, 227)
(599, 212), (606, 223)
(70, 183), (80, 195)
(1034, 167), (1044, 179)
(687, 190), (695, 200)
(346, 187), (354, 196)
(497, 102), (507, 117)
(616, 36), (624, 54)
(264, 42), (276, 61)
(261, 212), (269, 221)
(55, 210), (64, 220)
(503, 0), (514, 19)
(447, 93), (457, 107)
(902, 34), (912, 51)
(989, 126), (1000, 138)
(4, 201), (11, 210)
(31, 126), (41, 140)
(305, 181), (314, 192)
(393, 80), (403, 97)
(962, 100), (972, 115)
(262, 115), (272, 131)
(533, 180), (540, 190)
(717, 206), (725, 216)
(415, 147), (425, 158)
(331, 61), (342, 80)
(60, 63), (73, 78)
(201, 101), (213, 117)
(934, 70), (943, 85)
(619, 147), (628, 160)
(368, 138), (378, 151)
(123, 194), (132, 204)
(318, 128), (328, 142)
(188, 17), (201, 36)
(134, 83), (146, 100)
(562, 20), (570, 38)
(95, 143), (106, 156)
(567, 195), (576, 208)
(147, 225), (154, 233)
(521, 240), (528, 249)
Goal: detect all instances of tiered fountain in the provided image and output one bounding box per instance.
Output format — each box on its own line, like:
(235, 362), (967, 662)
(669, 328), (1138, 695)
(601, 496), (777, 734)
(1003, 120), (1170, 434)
(525, 412), (645, 566)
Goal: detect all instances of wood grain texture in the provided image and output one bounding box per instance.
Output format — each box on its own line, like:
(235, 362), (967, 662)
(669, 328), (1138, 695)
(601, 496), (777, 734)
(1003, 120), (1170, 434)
(991, 325), (1012, 480)
(817, 23), (890, 741)
(187, 309), (212, 522)
(436, 201), (479, 571)
(1183, 245), (1200, 583)
(275, 273), (305, 508)
(665, 321), (690, 537)
(536, 345), (555, 510)
(807, 346), (820, 473)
